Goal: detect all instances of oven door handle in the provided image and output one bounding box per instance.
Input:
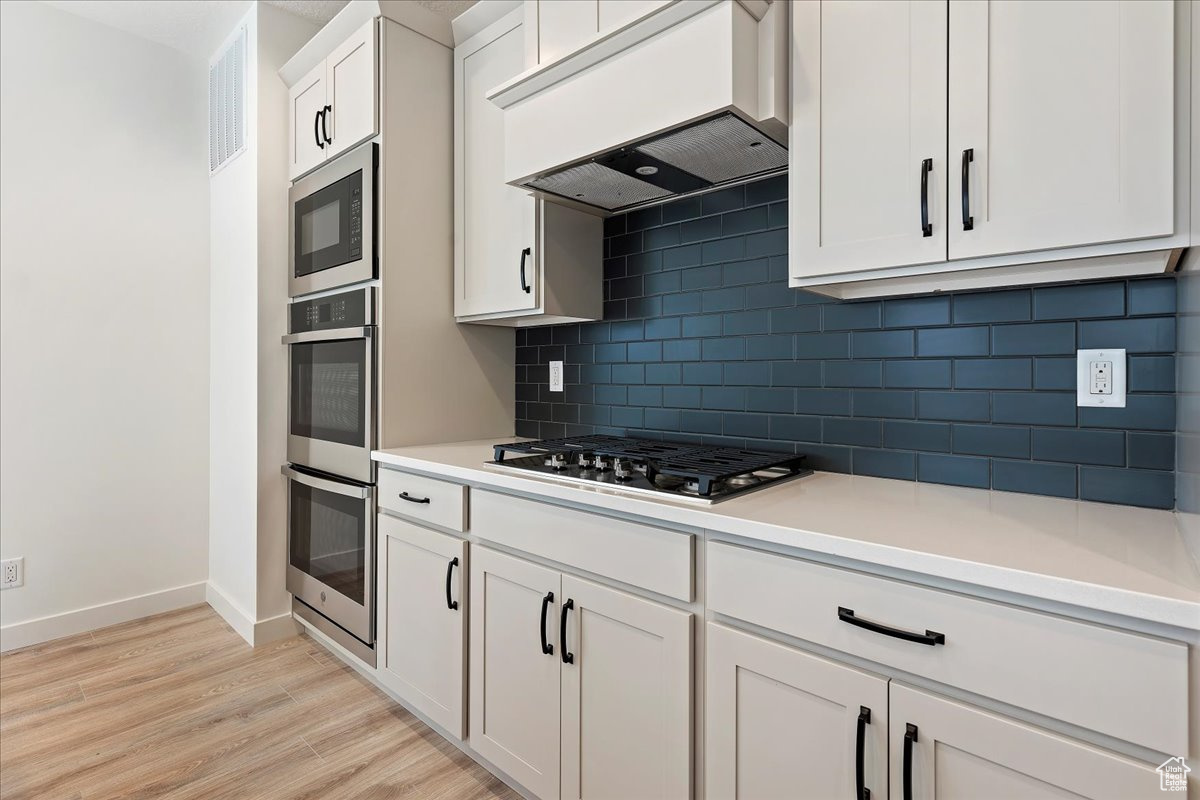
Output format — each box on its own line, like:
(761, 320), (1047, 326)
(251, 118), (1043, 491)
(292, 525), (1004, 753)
(281, 465), (371, 499)
(281, 326), (374, 345)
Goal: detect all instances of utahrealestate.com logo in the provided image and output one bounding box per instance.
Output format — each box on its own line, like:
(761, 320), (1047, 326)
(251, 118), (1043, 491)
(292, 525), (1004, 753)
(1157, 757), (1190, 792)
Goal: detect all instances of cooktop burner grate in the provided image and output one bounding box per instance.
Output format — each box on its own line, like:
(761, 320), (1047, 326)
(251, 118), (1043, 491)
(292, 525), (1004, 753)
(491, 435), (810, 501)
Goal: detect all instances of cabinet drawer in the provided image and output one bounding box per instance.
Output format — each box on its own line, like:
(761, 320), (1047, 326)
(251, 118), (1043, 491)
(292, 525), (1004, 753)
(471, 490), (693, 601)
(377, 468), (467, 531)
(707, 541), (1188, 755)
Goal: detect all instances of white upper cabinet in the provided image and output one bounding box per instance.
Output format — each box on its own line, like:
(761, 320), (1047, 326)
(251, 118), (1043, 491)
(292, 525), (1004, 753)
(286, 18), (379, 181)
(790, 0), (948, 279)
(948, 0), (1175, 261)
(790, 0), (1187, 298)
(325, 19), (379, 162)
(527, 0), (672, 65)
(454, 6), (601, 325)
(288, 61), (328, 181)
(457, 11), (539, 318)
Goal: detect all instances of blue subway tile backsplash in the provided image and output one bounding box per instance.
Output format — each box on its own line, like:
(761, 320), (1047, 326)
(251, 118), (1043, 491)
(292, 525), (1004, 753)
(514, 175), (1179, 509)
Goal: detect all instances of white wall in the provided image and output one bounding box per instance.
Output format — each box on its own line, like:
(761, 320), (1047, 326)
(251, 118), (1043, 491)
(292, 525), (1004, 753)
(208, 3), (316, 643)
(0, 0), (210, 647)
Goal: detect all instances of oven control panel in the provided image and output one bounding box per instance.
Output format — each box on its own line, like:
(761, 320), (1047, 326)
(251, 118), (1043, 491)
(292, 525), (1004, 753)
(289, 287), (374, 333)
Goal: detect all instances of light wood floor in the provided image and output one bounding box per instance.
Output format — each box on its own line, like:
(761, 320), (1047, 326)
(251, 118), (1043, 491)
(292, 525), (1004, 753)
(0, 604), (520, 800)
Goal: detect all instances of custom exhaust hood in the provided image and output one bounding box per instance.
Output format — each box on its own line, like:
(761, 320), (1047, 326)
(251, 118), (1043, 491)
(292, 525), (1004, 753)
(487, 0), (790, 215)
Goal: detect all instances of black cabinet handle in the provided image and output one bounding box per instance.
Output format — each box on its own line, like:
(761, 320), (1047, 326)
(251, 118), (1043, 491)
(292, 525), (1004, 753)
(314, 110), (325, 150)
(540, 591), (554, 655)
(856, 706), (871, 800)
(398, 492), (431, 505)
(322, 105), (332, 145)
(903, 723), (918, 800)
(560, 598), (574, 664)
(838, 607), (945, 646)
(519, 247), (532, 293)
(919, 158), (933, 237)
(445, 557), (459, 610)
(961, 148), (974, 231)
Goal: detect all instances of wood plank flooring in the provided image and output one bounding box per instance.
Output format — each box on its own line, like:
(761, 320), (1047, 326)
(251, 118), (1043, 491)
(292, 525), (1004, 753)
(0, 604), (519, 800)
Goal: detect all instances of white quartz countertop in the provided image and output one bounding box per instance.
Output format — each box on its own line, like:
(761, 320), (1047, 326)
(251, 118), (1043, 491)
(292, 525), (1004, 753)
(374, 439), (1200, 632)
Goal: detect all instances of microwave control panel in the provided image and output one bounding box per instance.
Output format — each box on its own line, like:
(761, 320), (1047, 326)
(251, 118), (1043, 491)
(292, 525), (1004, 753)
(289, 287), (374, 334)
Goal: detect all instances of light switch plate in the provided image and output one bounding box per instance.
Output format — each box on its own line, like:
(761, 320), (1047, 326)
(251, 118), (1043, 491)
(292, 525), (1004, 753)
(549, 360), (564, 392)
(1076, 348), (1126, 408)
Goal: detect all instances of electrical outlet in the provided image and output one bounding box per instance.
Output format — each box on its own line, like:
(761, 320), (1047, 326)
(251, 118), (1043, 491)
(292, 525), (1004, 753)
(1, 557), (23, 590)
(1076, 349), (1126, 408)
(549, 360), (564, 392)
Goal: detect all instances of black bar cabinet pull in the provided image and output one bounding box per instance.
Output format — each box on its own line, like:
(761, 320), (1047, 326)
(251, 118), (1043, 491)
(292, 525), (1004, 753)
(322, 105), (332, 145)
(314, 110), (325, 150)
(539, 591), (554, 655)
(519, 247), (532, 293)
(838, 607), (945, 646)
(560, 598), (575, 664)
(919, 158), (933, 238)
(856, 706), (871, 800)
(903, 723), (918, 800)
(961, 148), (974, 230)
(445, 557), (459, 610)
(398, 492), (431, 505)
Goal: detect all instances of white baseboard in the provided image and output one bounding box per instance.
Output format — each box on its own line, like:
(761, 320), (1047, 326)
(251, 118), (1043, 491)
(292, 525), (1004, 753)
(0, 581), (207, 653)
(205, 582), (299, 647)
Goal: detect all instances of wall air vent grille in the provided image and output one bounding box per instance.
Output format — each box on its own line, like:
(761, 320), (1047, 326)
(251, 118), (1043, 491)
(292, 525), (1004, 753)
(209, 26), (247, 175)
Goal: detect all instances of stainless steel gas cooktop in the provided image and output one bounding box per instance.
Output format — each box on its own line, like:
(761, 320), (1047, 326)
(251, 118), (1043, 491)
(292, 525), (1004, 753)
(489, 435), (811, 504)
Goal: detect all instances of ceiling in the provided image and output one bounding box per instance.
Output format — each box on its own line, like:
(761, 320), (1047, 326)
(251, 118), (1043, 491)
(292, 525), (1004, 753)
(42, 0), (479, 60)
(42, 1), (255, 60)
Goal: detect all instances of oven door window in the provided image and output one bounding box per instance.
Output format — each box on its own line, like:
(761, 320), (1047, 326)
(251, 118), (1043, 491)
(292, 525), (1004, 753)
(289, 481), (365, 605)
(291, 339), (366, 447)
(294, 168), (362, 278)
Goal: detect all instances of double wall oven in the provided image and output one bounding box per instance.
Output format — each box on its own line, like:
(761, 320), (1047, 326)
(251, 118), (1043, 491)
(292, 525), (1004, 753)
(283, 140), (380, 665)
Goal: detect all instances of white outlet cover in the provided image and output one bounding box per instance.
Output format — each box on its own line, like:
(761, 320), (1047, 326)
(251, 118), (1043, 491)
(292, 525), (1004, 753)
(549, 360), (564, 392)
(0, 557), (23, 590)
(1076, 348), (1126, 408)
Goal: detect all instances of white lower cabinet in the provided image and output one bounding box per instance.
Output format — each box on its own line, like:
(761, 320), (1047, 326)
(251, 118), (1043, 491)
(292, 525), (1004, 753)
(469, 546), (693, 800)
(891, 683), (1160, 800)
(706, 624), (888, 800)
(377, 514), (466, 738)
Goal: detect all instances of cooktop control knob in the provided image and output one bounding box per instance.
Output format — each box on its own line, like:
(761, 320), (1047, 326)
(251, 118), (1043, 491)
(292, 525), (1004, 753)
(578, 453), (594, 469)
(546, 453), (568, 470)
(613, 459), (635, 480)
(593, 457), (609, 472)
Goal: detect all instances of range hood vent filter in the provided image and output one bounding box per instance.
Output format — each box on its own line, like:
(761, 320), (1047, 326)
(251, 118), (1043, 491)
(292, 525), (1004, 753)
(522, 113), (787, 213)
(638, 114), (787, 184)
(527, 162), (673, 210)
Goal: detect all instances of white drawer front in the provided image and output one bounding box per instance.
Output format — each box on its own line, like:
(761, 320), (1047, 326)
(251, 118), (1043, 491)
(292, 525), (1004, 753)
(707, 541), (1188, 756)
(471, 490), (693, 602)
(377, 468), (467, 532)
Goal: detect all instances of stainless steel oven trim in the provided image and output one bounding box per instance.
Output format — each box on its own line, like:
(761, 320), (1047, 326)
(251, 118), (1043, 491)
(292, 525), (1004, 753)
(293, 598), (376, 667)
(283, 467), (375, 645)
(289, 141), (377, 298)
(285, 326), (376, 483)
(281, 326), (374, 345)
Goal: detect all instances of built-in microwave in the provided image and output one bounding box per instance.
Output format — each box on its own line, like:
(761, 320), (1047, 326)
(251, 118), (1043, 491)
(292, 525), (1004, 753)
(289, 141), (377, 298)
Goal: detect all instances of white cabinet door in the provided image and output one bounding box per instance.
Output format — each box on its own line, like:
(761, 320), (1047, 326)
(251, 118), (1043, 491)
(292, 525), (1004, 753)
(469, 547), (562, 800)
(377, 515), (466, 739)
(790, 1), (947, 280)
(289, 61), (327, 180)
(597, 0), (669, 34)
(706, 624), (888, 800)
(559, 575), (692, 800)
(535, 0), (598, 64)
(326, 18), (378, 161)
(948, 0), (1175, 260)
(891, 683), (1161, 800)
(455, 12), (539, 318)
